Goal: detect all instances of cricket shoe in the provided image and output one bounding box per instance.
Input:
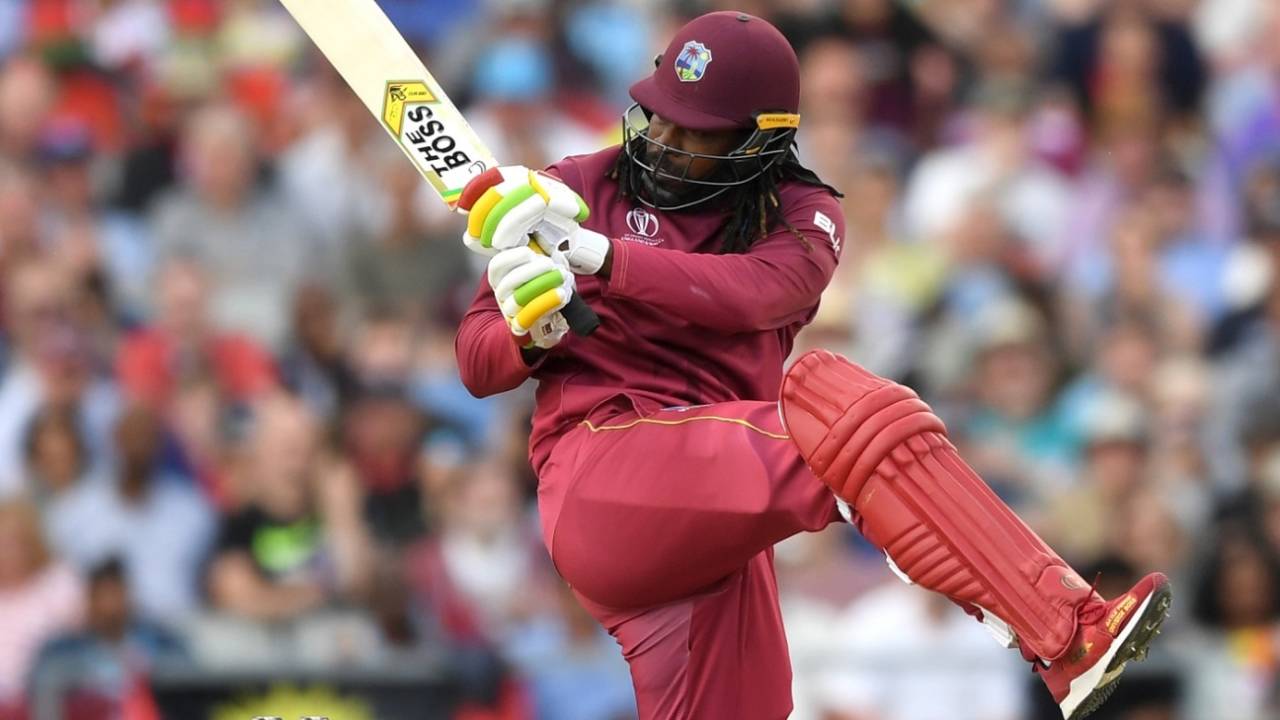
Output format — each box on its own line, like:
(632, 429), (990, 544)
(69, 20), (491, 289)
(1036, 572), (1172, 720)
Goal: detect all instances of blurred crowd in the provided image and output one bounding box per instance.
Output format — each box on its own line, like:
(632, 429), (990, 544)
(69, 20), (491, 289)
(0, 0), (1277, 719)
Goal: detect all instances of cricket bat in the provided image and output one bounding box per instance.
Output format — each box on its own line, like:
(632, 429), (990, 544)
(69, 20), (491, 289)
(279, 0), (600, 336)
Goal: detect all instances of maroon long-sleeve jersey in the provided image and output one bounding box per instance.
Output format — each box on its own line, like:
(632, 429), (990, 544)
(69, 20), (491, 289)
(455, 146), (845, 474)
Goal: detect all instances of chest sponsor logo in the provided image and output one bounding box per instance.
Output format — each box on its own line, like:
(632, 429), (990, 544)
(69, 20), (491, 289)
(623, 207), (664, 245)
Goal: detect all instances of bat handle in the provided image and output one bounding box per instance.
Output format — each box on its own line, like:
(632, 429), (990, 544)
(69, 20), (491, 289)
(528, 230), (600, 337)
(560, 295), (601, 337)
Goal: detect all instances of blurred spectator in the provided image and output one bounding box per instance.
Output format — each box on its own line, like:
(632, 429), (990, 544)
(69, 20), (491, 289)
(23, 405), (97, 506)
(149, 102), (312, 350)
(37, 119), (101, 244)
(44, 404), (215, 624)
(34, 115), (154, 326)
(1058, 126), (1161, 298)
(27, 556), (186, 720)
(0, 162), (44, 275)
(117, 256), (277, 503)
(805, 582), (1023, 720)
(277, 70), (382, 255)
(0, 262), (121, 496)
(404, 459), (557, 647)
(465, 34), (606, 171)
(777, 527), (896, 720)
(348, 306), (416, 384)
(342, 380), (428, 546)
(1218, 394), (1280, 551)
(1041, 392), (1149, 564)
(505, 582), (637, 720)
(1147, 355), (1214, 533)
(1210, 222), (1280, 489)
(1185, 524), (1280, 720)
(412, 323), (502, 451)
(0, 55), (55, 162)
(1128, 164), (1230, 328)
(1199, 0), (1280, 242)
(562, 0), (653, 107)
(337, 141), (471, 327)
(955, 299), (1076, 504)
(0, 498), (83, 713)
(87, 0), (172, 73)
(1058, 313), (1161, 430)
(902, 79), (1073, 269)
(1051, 2), (1206, 133)
(793, 0), (947, 139)
(279, 281), (358, 424)
(805, 151), (945, 378)
(207, 395), (372, 621)
(118, 256), (277, 410)
(795, 35), (868, 184)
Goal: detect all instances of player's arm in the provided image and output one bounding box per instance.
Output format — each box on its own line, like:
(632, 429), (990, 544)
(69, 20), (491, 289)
(593, 198), (845, 333)
(455, 249), (574, 398)
(455, 165), (593, 397)
(455, 277), (541, 396)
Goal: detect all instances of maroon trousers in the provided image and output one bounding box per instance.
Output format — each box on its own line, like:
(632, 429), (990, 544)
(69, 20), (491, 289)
(537, 397), (838, 720)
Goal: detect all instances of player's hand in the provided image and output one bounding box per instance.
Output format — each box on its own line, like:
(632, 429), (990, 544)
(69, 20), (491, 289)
(526, 311), (569, 350)
(554, 226), (611, 276)
(488, 246), (575, 345)
(458, 165), (589, 256)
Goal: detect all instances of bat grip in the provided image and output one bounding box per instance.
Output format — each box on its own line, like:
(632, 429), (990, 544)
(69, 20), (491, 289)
(561, 295), (600, 337)
(528, 233), (600, 337)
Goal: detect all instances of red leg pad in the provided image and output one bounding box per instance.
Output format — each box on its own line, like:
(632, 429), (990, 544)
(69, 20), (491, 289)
(781, 350), (1095, 660)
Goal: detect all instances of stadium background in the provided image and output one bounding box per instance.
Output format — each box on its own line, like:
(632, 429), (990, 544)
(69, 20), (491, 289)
(0, 0), (1276, 718)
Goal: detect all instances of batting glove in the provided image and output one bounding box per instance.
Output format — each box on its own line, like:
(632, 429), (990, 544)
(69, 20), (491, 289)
(458, 165), (589, 256)
(488, 247), (575, 346)
(553, 226), (611, 276)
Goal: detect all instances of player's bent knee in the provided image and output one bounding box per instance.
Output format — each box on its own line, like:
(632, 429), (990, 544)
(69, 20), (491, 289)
(780, 350), (946, 499)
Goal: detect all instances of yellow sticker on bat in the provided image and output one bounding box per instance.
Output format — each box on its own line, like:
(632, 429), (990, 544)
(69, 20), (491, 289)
(382, 81), (437, 135)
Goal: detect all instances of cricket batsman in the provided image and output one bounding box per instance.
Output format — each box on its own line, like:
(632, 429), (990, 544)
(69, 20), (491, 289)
(455, 11), (1170, 720)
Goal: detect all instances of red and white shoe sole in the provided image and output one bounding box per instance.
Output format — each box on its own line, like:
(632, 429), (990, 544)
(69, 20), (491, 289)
(1061, 582), (1174, 720)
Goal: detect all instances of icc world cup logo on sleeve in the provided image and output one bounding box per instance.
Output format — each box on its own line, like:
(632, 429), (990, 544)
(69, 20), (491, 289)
(675, 41), (712, 82)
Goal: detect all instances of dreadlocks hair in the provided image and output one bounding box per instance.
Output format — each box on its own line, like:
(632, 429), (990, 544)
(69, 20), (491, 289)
(609, 136), (844, 255)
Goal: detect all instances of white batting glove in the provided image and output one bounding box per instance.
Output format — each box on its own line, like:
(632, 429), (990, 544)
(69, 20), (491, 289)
(551, 227), (611, 276)
(459, 165), (590, 256)
(488, 246), (575, 341)
(527, 312), (569, 350)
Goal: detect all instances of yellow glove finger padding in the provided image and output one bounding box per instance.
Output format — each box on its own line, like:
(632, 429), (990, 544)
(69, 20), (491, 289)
(465, 166), (540, 246)
(466, 187), (504, 241)
(498, 268), (564, 319)
(528, 170), (590, 223)
(513, 287), (571, 335)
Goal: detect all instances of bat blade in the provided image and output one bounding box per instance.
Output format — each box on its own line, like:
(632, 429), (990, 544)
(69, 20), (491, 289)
(278, 0), (496, 208)
(279, 0), (601, 337)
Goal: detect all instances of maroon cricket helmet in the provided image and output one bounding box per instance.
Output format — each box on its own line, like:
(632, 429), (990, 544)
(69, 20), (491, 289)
(629, 11), (800, 130)
(621, 12), (803, 210)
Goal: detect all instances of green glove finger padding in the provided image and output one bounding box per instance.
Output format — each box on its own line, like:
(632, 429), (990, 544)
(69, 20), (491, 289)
(481, 184), (538, 248)
(493, 251), (554, 302)
(513, 269), (564, 306)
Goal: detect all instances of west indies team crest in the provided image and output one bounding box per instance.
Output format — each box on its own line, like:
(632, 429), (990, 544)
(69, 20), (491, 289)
(675, 40), (712, 82)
